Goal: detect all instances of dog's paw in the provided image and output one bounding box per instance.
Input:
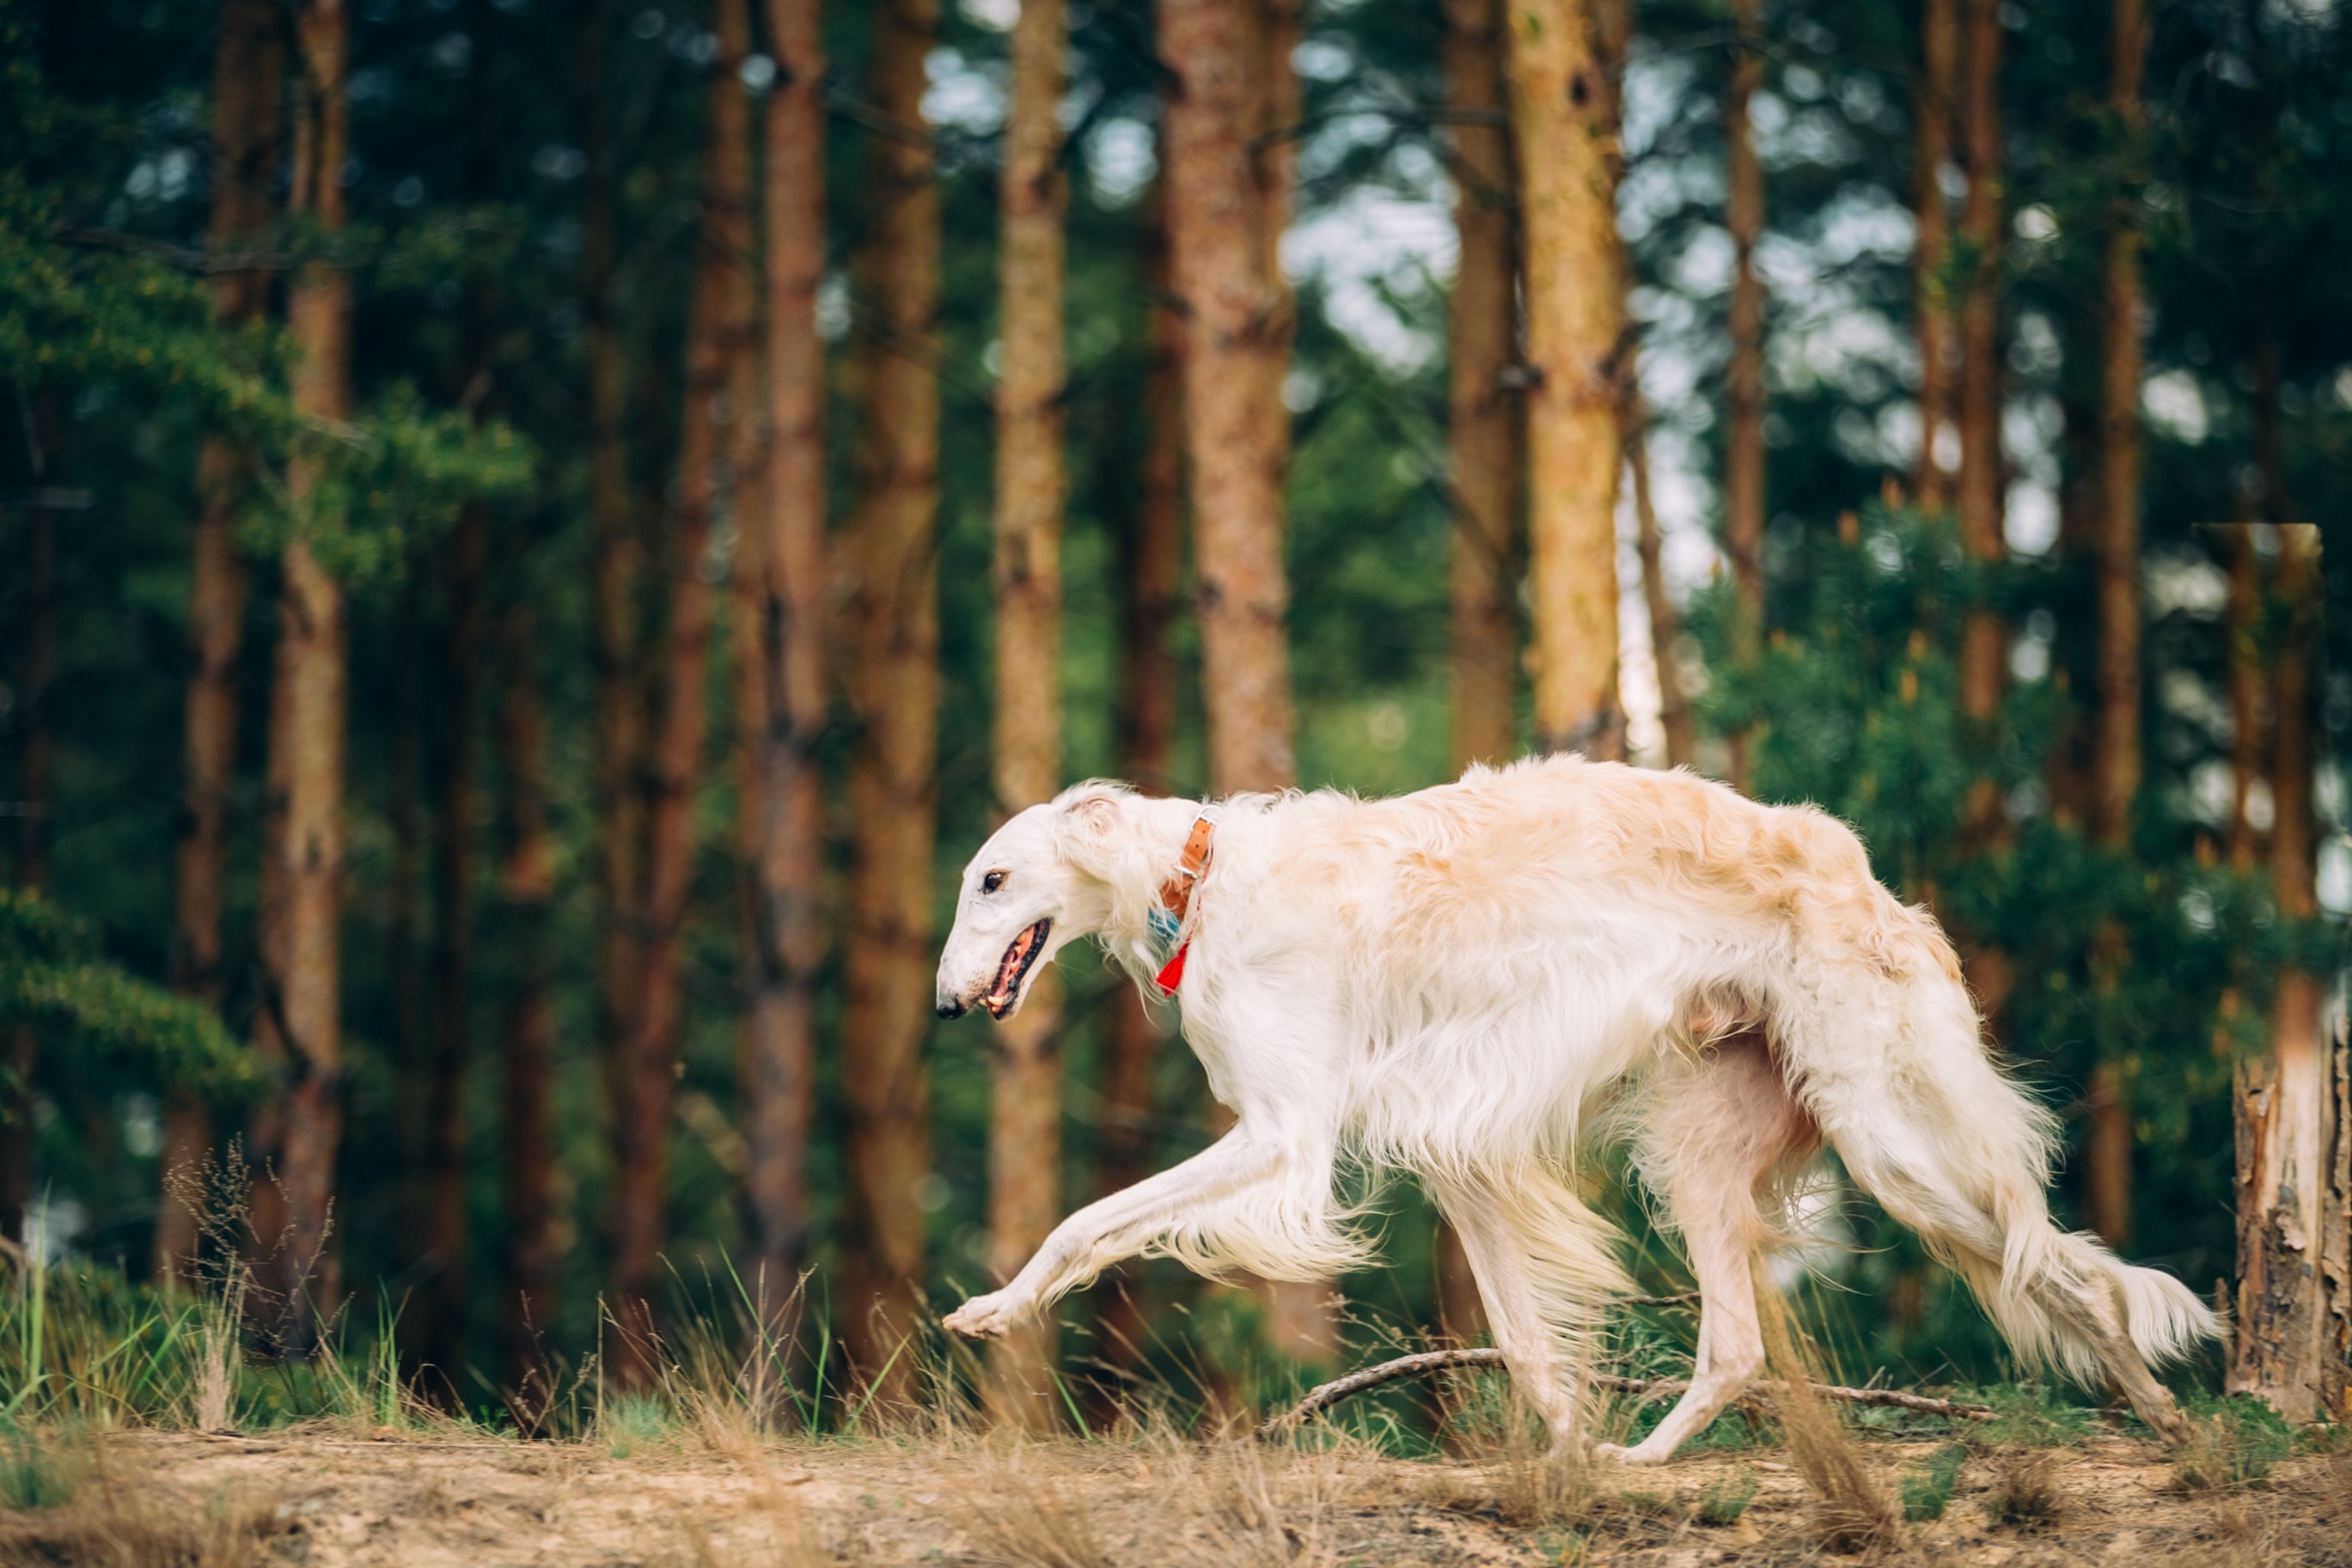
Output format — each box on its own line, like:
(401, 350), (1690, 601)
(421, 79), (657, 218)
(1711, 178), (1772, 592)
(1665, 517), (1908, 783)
(1592, 1441), (1670, 1467)
(942, 1290), (1024, 1339)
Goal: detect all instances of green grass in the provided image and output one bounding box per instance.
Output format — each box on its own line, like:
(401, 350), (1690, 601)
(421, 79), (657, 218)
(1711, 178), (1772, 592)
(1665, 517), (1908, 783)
(1898, 1441), (1970, 1521)
(0, 1425), (89, 1510)
(2171, 1394), (2295, 1491)
(1969, 1384), (2096, 1449)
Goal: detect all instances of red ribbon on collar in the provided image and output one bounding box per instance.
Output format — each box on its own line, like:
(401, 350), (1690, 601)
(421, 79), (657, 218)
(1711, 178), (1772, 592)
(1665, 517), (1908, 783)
(1152, 815), (1216, 997)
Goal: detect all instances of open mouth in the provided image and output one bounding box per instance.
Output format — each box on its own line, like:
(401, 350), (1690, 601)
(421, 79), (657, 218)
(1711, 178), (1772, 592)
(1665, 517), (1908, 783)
(984, 919), (1052, 1019)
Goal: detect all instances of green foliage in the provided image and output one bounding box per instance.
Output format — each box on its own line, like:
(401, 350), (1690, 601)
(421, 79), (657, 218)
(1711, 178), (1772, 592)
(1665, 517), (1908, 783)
(0, 890), (265, 1104)
(0, 0), (532, 596)
(1898, 1442), (1969, 1521)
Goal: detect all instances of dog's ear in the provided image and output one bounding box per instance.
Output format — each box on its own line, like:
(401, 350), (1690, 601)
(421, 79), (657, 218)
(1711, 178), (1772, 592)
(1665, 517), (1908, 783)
(1052, 781), (1127, 875)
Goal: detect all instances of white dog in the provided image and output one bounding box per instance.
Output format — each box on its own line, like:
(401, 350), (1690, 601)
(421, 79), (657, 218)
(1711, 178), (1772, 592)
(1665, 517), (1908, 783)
(933, 758), (2216, 1461)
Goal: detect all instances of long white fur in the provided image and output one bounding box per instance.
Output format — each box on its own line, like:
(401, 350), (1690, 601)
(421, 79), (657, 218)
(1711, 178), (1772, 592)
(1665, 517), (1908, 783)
(932, 757), (2220, 1460)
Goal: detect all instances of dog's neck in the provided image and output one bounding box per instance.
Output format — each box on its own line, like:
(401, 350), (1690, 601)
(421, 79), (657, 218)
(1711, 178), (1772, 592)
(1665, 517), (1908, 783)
(1101, 792), (1220, 973)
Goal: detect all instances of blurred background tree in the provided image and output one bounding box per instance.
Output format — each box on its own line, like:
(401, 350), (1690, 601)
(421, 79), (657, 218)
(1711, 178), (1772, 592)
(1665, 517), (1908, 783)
(0, 0), (2344, 1425)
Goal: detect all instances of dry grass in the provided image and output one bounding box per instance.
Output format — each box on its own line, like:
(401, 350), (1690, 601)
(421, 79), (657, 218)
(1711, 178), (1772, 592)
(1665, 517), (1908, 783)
(1754, 1278), (1899, 1552)
(0, 1442), (286, 1568)
(1979, 1445), (2064, 1530)
(4, 1425), (2342, 1568)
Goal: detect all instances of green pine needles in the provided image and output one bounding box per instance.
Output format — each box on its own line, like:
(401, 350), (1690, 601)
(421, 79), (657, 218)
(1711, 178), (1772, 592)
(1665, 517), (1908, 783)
(0, 889), (264, 1105)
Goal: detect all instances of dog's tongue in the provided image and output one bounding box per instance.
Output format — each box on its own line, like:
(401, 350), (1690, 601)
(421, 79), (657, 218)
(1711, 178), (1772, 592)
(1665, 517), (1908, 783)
(987, 922), (1041, 1011)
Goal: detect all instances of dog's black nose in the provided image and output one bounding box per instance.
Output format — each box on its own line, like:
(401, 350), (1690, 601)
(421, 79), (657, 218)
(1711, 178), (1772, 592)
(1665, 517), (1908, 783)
(935, 998), (965, 1020)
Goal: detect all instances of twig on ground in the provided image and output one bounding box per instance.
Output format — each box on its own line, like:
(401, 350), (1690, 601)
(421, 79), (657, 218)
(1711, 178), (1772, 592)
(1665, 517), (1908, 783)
(1260, 1347), (1994, 1435)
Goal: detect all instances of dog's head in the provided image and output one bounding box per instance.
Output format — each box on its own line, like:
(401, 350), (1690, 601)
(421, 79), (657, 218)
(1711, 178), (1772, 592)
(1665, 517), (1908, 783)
(933, 786), (1127, 1022)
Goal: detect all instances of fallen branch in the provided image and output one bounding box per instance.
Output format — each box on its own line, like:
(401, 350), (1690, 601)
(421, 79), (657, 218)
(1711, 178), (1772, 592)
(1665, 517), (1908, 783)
(1261, 1347), (1993, 1435)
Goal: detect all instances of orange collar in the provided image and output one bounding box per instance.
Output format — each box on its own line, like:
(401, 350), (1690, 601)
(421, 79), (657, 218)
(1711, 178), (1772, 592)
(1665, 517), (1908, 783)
(1151, 813), (1216, 995)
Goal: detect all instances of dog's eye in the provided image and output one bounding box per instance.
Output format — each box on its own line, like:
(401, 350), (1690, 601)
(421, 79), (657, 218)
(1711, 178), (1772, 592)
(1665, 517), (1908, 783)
(981, 870), (1007, 895)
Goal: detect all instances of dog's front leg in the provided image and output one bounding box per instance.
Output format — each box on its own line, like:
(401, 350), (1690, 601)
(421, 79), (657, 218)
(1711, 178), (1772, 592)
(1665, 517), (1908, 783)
(943, 1131), (1288, 1338)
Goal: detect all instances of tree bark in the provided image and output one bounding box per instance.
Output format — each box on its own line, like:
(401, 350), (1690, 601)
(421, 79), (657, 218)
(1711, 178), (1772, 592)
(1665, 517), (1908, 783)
(1439, 0), (1518, 1344)
(841, 0), (943, 1404)
(2082, 0), (2147, 1254)
(1444, 0), (1519, 775)
(1506, 0), (1624, 760)
(161, 0), (284, 1285)
(2231, 525), (2348, 1423)
(260, 0), (355, 1345)
(2092, 0), (2145, 851)
(982, 0), (1072, 1432)
(388, 571), (430, 1278)
(1954, 0), (2005, 733)
(417, 503), (486, 1380)
(733, 0), (828, 1339)
(1628, 397), (1691, 770)
(1913, 0), (1960, 511)
(1160, 0), (1297, 797)
(1724, 0), (1766, 682)
(1161, 0), (1339, 1366)
(614, 0), (754, 1381)
(2224, 524), (2265, 874)
(495, 595), (560, 1395)
(579, 3), (649, 1254)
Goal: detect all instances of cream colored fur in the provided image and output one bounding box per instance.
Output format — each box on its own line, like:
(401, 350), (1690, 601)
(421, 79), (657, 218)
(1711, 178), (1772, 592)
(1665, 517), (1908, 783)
(932, 758), (2218, 1460)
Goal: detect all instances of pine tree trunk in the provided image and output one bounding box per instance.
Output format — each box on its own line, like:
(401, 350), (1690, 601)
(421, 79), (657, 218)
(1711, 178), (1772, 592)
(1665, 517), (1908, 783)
(1628, 399), (1691, 770)
(1160, 0), (1339, 1366)
(2092, 0), (2145, 851)
(579, 3), (647, 1231)
(388, 572), (430, 1272)
(2231, 525), (2348, 1422)
(982, 0), (1072, 1431)
(1160, 0), (1297, 796)
(1954, 0), (2005, 732)
(418, 503), (486, 1378)
(1445, 0), (1518, 774)
(734, 0), (828, 1336)
(261, 0), (356, 1344)
(2224, 525), (2265, 874)
(1724, 0), (1766, 686)
(841, 0), (943, 1404)
(160, 0), (283, 1285)
(614, 0), (754, 1381)
(1506, 0), (1623, 760)
(1438, 0), (1517, 1344)
(494, 596), (560, 1394)
(1093, 185), (1187, 1393)
(2083, 0), (2147, 1253)
(1913, 0), (1959, 510)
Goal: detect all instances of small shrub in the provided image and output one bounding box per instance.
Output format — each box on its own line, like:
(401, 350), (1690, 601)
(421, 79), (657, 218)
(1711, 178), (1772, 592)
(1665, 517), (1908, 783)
(1695, 1467), (1760, 1526)
(2172, 1395), (2294, 1492)
(1982, 1449), (2063, 1529)
(1898, 1442), (1969, 1522)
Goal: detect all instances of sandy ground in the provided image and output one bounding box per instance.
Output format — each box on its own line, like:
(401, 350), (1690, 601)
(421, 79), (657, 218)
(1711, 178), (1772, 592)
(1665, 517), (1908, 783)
(3, 1426), (2346, 1566)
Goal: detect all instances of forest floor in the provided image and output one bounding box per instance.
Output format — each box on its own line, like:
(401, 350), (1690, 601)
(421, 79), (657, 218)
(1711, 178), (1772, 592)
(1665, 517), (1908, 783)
(3, 1425), (2346, 1567)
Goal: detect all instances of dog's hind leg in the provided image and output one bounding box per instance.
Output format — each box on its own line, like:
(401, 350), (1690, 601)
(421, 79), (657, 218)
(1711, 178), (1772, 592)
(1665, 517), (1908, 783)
(1432, 1168), (1627, 1455)
(1604, 1034), (1819, 1466)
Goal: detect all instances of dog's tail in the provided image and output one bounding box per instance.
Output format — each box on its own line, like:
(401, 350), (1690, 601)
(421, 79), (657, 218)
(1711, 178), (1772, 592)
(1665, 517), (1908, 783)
(1806, 915), (2221, 1384)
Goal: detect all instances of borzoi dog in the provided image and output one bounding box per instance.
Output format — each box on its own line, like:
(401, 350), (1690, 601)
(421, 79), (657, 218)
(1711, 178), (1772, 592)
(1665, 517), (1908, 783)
(933, 758), (2216, 1461)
